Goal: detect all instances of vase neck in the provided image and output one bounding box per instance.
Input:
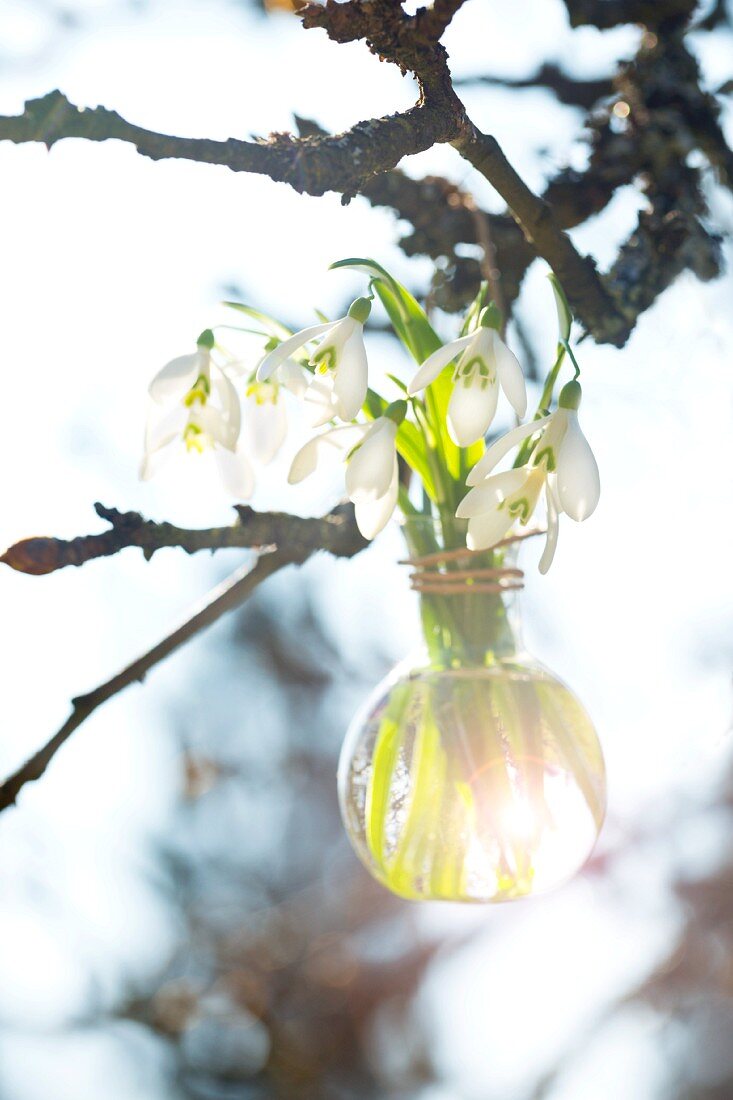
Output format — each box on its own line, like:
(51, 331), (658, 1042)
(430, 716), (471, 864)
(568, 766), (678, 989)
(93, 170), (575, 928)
(401, 518), (524, 669)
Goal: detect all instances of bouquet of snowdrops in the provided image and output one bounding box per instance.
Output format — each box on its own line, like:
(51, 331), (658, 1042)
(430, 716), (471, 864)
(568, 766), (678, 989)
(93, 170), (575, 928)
(142, 257), (600, 573)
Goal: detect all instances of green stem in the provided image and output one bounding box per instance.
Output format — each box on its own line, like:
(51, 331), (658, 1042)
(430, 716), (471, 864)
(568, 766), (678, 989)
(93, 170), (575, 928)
(412, 398), (452, 511)
(514, 342), (566, 468)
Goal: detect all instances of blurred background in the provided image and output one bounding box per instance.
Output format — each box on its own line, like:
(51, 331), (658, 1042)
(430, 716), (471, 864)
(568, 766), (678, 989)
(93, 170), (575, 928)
(1, 1), (733, 1097)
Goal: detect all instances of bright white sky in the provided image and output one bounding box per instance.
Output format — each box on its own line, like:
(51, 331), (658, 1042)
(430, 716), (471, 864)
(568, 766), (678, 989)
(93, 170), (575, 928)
(0, 2), (732, 1098)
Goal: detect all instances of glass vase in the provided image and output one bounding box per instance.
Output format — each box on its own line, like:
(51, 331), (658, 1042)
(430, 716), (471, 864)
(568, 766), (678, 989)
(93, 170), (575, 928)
(338, 517), (606, 903)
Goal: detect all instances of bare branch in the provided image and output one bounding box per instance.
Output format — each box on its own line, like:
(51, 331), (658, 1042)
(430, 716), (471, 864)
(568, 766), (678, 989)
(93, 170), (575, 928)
(453, 124), (630, 346)
(0, 505), (366, 812)
(0, 555), (276, 812)
(455, 64), (613, 110)
(413, 0), (469, 38)
(562, 0), (696, 28)
(0, 0), (728, 351)
(0, 89), (456, 198)
(1, 503), (366, 576)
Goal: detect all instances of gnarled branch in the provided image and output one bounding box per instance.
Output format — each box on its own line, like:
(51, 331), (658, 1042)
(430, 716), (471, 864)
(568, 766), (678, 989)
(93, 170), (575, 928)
(0, 0), (634, 347)
(0, 89), (453, 198)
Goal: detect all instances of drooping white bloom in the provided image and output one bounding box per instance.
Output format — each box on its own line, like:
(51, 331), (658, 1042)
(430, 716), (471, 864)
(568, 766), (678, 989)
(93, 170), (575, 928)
(257, 298), (371, 424)
(241, 358), (307, 465)
(142, 334), (307, 499)
(457, 380), (599, 572)
(142, 332), (252, 499)
(407, 313), (527, 447)
(288, 409), (402, 540)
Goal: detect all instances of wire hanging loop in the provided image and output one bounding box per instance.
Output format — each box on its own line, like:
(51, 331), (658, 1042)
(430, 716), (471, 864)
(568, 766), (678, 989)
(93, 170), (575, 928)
(398, 529), (543, 596)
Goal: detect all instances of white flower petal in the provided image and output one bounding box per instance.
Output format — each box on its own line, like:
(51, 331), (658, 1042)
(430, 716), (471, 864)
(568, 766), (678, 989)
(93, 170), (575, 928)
(274, 359), (308, 397)
(406, 334), (474, 395)
(288, 436), (322, 484)
(215, 446), (255, 500)
(466, 415), (553, 485)
(288, 424), (368, 484)
(256, 322), (335, 381)
(210, 368), (242, 450)
(494, 334), (528, 418)
(447, 374), (499, 447)
(318, 315), (356, 359)
(144, 401), (186, 456)
(149, 351), (203, 403)
(539, 478), (561, 574)
(194, 405), (230, 449)
(219, 358), (250, 379)
(333, 325), (368, 420)
(466, 509), (517, 551)
(243, 391), (288, 465)
(355, 459), (398, 539)
(140, 434), (178, 481)
(456, 468), (530, 518)
(532, 408), (569, 468)
(345, 418), (396, 502)
(555, 411), (600, 521)
(304, 376), (340, 428)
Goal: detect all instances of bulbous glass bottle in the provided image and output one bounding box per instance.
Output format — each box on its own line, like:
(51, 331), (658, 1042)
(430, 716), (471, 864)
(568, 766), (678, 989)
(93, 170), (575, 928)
(338, 518), (606, 903)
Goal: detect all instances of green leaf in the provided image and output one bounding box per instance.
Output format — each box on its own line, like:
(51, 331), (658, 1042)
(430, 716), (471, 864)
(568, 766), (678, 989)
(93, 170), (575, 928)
(222, 302), (294, 342)
(459, 281), (489, 337)
(547, 272), (572, 342)
(330, 257), (441, 365)
(386, 372), (408, 394)
(222, 302), (318, 367)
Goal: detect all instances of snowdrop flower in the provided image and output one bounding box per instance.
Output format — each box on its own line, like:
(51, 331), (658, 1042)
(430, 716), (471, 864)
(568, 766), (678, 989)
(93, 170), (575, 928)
(141, 330), (254, 499)
(257, 298), (371, 424)
(407, 310), (527, 447)
(288, 402), (405, 539)
(241, 358), (307, 466)
(457, 381), (600, 572)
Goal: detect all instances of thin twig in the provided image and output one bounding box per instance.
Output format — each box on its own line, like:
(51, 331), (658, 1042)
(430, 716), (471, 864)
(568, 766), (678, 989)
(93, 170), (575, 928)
(463, 195), (506, 333)
(1, 553), (297, 812)
(0, 505), (367, 811)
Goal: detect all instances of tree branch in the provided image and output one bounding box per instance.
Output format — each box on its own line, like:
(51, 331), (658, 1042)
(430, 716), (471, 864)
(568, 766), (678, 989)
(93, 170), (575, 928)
(0, 504), (366, 812)
(562, 0), (696, 28)
(453, 124), (631, 345)
(455, 63), (613, 110)
(1, 502), (366, 576)
(0, 88), (627, 344)
(0, 89), (454, 198)
(0, 0), (727, 347)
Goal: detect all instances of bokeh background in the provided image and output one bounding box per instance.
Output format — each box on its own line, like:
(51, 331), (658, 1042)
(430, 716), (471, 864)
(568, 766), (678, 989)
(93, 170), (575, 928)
(1, 2), (733, 1097)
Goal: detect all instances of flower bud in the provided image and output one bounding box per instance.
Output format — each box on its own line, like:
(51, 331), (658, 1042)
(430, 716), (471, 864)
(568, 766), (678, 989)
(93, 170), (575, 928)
(347, 297), (372, 324)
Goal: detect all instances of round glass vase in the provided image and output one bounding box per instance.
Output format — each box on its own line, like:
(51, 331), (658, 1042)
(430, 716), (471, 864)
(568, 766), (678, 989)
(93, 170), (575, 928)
(338, 517), (606, 903)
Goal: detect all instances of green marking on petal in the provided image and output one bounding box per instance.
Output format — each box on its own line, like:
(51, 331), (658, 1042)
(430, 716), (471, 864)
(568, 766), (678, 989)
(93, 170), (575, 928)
(183, 373), (211, 407)
(312, 346), (336, 372)
(533, 446), (556, 471)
